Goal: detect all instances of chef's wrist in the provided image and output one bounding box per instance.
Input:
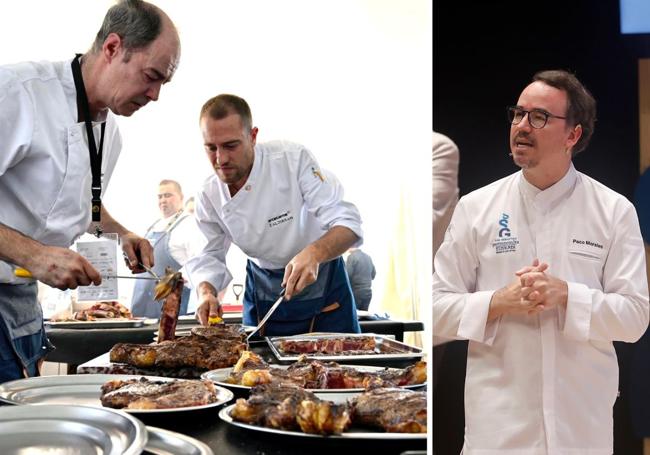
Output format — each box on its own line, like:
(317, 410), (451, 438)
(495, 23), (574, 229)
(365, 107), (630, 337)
(198, 281), (218, 298)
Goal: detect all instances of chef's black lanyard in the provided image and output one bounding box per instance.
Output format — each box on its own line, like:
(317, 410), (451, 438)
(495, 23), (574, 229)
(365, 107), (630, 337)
(71, 54), (105, 235)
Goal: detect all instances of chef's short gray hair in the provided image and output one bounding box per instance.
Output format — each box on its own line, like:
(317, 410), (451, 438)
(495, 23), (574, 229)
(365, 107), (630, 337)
(200, 94), (253, 132)
(91, 0), (163, 61)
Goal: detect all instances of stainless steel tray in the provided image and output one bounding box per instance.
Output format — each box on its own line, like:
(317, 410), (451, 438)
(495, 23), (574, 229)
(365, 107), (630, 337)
(144, 426), (213, 455)
(45, 318), (146, 329)
(202, 364), (426, 393)
(0, 403), (147, 454)
(219, 401), (426, 440)
(266, 333), (424, 362)
(0, 374), (233, 413)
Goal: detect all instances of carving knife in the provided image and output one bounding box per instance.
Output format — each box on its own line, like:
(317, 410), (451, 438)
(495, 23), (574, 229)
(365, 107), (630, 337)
(246, 289), (286, 341)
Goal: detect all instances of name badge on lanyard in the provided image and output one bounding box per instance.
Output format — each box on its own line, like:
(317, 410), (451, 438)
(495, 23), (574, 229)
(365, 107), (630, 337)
(75, 233), (119, 302)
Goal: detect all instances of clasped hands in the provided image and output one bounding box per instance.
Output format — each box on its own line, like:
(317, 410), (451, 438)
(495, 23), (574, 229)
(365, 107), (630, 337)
(488, 258), (568, 320)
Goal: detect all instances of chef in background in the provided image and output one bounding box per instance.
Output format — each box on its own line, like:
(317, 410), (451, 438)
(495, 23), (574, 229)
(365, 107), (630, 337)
(186, 94), (363, 336)
(0, 0), (181, 382)
(131, 179), (205, 317)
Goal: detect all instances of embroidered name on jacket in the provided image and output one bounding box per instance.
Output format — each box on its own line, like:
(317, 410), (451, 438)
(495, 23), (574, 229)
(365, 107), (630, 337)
(268, 211), (294, 228)
(571, 238), (603, 249)
(491, 213), (519, 254)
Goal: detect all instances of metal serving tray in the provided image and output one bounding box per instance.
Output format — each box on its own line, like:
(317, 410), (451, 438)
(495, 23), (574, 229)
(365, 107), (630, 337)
(144, 426), (213, 455)
(0, 374), (233, 414)
(266, 333), (424, 362)
(45, 318), (146, 329)
(0, 403), (146, 454)
(202, 364), (426, 393)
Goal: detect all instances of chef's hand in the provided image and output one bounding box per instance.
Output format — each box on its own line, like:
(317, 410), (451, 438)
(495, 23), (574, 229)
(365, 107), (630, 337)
(27, 245), (101, 290)
(120, 232), (154, 273)
(282, 246), (319, 300)
(196, 281), (223, 326)
(488, 260), (549, 321)
(519, 269), (568, 312)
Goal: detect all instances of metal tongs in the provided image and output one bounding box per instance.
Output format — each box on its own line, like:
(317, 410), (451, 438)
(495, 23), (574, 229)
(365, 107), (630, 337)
(123, 253), (179, 300)
(246, 289), (286, 341)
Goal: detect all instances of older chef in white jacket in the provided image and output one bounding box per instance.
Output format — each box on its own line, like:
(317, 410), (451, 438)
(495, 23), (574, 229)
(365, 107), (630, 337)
(433, 70), (649, 455)
(186, 94), (363, 335)
(0, 0), (180, 382)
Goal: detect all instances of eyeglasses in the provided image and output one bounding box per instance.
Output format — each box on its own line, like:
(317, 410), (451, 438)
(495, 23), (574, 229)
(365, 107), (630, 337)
(507, 106), (567, 129)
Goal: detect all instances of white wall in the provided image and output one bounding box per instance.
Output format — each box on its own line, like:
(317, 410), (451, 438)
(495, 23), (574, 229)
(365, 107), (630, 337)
(2, 1), (431, 322)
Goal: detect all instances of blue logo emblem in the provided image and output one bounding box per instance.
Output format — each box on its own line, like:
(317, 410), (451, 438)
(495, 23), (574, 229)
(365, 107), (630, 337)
(498, 213), (511, 237)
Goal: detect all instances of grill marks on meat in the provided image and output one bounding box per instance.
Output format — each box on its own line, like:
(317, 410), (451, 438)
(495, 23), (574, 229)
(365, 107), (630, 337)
(110, 335), (245, 370)
(190, 325), (247, 342)
(157, 277), (184, 342)
(350, 387), (427, 433)
(278, 336), (376, 355)
(231, 383), (351, 435)
(226, 351), (427, 389)
(100, 377), (217, 410)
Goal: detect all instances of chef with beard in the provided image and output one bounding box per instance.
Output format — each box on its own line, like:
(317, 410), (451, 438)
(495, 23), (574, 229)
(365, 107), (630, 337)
(433, 70), (648, 454)
(186, 94), (363, 336)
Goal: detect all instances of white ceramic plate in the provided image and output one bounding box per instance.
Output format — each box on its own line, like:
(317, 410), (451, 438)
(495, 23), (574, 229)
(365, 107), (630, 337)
(218, 402), (426, 440)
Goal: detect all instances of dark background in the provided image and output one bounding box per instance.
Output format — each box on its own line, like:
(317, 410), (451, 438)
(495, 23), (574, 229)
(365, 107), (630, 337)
(433, 1), (650, 454)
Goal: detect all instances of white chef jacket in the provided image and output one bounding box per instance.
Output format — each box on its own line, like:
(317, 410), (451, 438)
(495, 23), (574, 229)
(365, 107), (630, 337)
(433, 164), (649, 455)
(147, 213), (207, 267)
(0, 58), (122, 284)
(185, 140), (363, 292)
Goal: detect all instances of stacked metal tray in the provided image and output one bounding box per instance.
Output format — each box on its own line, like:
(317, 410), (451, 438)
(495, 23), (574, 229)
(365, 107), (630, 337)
(266, 333), (424, 363)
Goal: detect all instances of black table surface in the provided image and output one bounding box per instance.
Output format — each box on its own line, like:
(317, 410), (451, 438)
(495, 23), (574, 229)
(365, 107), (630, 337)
(45, 318), (425, 366)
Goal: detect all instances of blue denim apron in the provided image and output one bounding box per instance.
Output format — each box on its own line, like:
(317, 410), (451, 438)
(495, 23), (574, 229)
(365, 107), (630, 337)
(131, 216), (190, 318)
(0, 283), (54, 383)
(243, 257), (360, 336)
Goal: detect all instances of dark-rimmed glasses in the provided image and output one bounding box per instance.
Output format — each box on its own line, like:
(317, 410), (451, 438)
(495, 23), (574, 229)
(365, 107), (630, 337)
(507, 106), (567, 129)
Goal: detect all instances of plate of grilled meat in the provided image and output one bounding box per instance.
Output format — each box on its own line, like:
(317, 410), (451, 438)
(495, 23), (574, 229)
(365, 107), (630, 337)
(218, 383), (426, 439)
(267, 333), (424, 362)
(202, 350), (427, 392)
(0, 374), (233, 413)
(47, 301), (147, 328)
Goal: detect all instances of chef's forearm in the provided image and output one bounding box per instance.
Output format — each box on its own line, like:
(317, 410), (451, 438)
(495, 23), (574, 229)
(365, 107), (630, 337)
(307, 226), (359, 264)
(0, 221), (42, 268)
(198, 281), (218, 298)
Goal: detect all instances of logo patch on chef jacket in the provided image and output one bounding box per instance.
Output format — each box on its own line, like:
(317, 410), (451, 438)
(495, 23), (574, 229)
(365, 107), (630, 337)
(268, 210), (294, 228)
(311, 167), (325, 182)
(491, 213), (519, 254)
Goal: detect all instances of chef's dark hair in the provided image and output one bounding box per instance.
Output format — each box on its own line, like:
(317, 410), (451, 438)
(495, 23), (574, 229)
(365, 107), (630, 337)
(532, 70), (596, 156)
(200, 94), (253, 132)
(91, 0), (163, 61)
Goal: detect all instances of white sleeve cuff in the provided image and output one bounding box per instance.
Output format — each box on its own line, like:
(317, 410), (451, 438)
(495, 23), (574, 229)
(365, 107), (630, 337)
(562, 281), (592, 341)
(458, 290), (500, 345)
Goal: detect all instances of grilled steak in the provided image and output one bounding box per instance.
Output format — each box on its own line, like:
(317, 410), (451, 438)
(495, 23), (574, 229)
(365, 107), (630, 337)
(100, 377), (217, 410)
(231, 383), (351, 435)
(278, 336), (376, 355)
(157, 275), (184, 342)
(191, 324), (247, 341)
(110, 335), (245, 370)
(350, 387), (427, 433)
(226, 351), (427, 389)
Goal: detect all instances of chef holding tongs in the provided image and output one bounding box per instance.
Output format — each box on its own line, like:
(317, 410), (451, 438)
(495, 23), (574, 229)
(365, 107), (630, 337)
(0, 1), (181, 383)
(186, 94), (363, 336)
